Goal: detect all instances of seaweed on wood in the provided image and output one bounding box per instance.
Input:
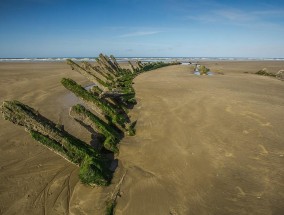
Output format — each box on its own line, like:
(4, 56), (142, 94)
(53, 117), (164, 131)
(1, 100), (112, 186)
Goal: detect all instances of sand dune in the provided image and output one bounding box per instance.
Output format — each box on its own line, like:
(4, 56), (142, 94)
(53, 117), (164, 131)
(0, 61), (284, 214)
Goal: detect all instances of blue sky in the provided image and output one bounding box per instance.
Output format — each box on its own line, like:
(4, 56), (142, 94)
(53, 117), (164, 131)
(1, 0), (284, 57)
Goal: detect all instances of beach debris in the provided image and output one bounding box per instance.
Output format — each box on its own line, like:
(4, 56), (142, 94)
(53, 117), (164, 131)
(199, 65), (210, 75)
(255, 68), (276, 77)
(194, 64), (212, 75)
(255, 68), (284, 81)
(105, 171), (127, 215)
(276, 70), (284, 81)
(1, 54), (180, 187)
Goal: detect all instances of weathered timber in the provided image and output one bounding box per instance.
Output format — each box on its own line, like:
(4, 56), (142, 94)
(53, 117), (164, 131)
(137, 61), (144, 69)
(139, 61), (181, 73)
(88, 84), (131, 112)
(128, 61), (138, 74)
(1, 100), (112, 186)
(97, 56), (118, 77)
(81, 61), (92, 72)
(99, 54), (119, 76)
(93, 65), (114, 81)
(67, 59), (110, 91)
(1, 54), (181, 189)
(81, 61), (114, 83)
(95, 58), (118, 79)
(99, 91), (135, 100)
(91, 85), (103, 94)
(61, 78), (128, 129)
(103, 54), (120, 72)
(276, 70), (284, 80)
(110, 55), (121, 71)
(70, 104), (121, 153)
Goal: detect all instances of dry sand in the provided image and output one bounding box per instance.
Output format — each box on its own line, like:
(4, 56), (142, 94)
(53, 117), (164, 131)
(0, 61), (284, 214)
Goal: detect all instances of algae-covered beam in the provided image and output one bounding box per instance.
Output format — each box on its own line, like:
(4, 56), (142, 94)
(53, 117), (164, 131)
(96, 56), (117, 77)
(128, 61), (138, 74)
(89, 84), (129, 112)
(140, 61), (181, 72)
(81, 61), (114, 83)
(137, 61), (144, 69)
(1, 100), (112, 186)
(61, 78), (128, 129)
(99, 54), (119, 76)
(70, 104), (121, 153)
(81, 61), (92, 72)
(93, 65), (114, 81)
(99, 91), (135, 100)
(91, 85), (103, 94)
(104, 54), (120, 72)
(67, 59), (110, 91)
(89, 86), (129, 113)
(95, 58), (118, 79)
(110, 55), (121, 71)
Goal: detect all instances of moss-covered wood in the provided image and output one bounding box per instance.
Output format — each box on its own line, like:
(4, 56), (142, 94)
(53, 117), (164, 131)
(61, 78), (128, 128)
(255, 68), (276, 77)
(199, 65), (210, 75)
(1, 100), (112, 186)
(1, 54), (180, 188)
(67, 59), (110, 91)
(139, 61), (181, 72)
(70, 104), (121, 153)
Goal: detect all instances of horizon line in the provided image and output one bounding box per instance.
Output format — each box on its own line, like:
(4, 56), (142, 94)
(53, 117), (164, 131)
(1, 56), (284, 59)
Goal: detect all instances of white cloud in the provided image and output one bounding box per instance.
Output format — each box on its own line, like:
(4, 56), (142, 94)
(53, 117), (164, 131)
(185, 8), (284, 30)
(214, 9), (256, 22)
(252, 9), (284, 16)
(186, 14), (217, 23)
(119, 31), (161, 38)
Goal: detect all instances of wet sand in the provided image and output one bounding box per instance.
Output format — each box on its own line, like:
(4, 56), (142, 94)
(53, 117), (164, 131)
(0, 61), (284, 214)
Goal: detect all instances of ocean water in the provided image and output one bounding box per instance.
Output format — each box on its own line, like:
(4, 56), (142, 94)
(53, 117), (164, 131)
(0, 57), (284, 63)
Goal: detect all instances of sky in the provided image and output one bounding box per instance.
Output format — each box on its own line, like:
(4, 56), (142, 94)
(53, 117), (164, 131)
(0, 0), (284, 58)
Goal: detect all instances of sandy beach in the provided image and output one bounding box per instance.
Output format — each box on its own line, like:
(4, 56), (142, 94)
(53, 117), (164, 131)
(0, 61), (284, 214)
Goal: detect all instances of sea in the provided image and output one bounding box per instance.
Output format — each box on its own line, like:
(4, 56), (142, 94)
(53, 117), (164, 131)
(0, 57), (283, 63)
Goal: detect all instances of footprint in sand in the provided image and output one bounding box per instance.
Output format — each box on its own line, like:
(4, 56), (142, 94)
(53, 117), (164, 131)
(235, 186), (246, 197)
(225, 105), (233, 114)
(258, 144), (269, 155)
(225, 106), (272, 127)
(240, 111), (272, 127)
(225, 152), (234, 157)
(169, 208), (179, 215)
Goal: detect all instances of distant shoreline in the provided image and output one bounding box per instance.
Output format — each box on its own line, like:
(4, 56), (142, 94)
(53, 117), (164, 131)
(1, 57), (284, 63)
